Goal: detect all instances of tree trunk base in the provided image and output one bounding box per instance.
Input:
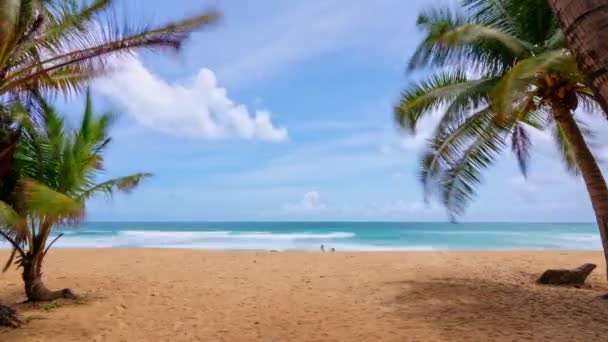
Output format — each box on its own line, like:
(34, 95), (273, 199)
(22, 262), (79, 302)
(537, 263), (596, 286)
(0, 304), (20, 328)
(26, 288), (78, 302)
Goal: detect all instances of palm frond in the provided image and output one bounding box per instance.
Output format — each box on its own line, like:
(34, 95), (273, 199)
(409, 7), (531, 74)
(12, 63), (107, 99)
(0, 0), (24, 69)
(398, 0), (590, 220)
(511, 123), (531, 176)
(437, 24), (533, 57)
(545, 30), (566, 49)
(576, 91), (602, 114)
(0, 200), (24, 272)
(551, 121), (579, 174)
(1, 10), (220, 95)
(440, 76), (499, 131)
(78, 173), (152, 201)
(0, 200), (18, 227)
(441, 123), (507, 218)
(19, 180), (83, 222)
(463, 0), (559, 44)
(395, 70), (470, 133)
(491, 50), (577, 118)
(464, 0), (519, 34)
(28, 0), (111, 51)
(421, 107), (496, 196)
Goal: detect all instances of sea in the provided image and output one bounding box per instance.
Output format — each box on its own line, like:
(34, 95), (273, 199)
(0, 222), (601, 251)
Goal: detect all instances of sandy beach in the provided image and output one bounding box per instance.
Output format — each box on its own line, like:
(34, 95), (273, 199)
(2, 250), (608, 341)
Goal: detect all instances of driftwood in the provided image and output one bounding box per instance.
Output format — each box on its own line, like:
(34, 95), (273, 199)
(537, 263), (596, 286)
(0, 304), (20, 328)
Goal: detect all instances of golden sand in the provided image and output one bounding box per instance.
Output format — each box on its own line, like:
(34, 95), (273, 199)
(2, 250), (608, 341)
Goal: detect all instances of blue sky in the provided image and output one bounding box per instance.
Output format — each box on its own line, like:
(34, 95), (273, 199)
(61, 0), (608, 222)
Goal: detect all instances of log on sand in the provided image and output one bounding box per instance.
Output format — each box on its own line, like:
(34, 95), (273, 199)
(537, 263), (596, 286)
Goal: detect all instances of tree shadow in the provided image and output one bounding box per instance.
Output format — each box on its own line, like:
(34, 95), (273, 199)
(386, 277), (608, 341)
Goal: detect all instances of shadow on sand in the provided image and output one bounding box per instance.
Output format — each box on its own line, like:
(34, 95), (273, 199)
(386, 277), (608, 341)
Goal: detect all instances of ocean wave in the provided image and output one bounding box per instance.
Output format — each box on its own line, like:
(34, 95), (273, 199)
(0, 226), (601, 251)
(119, 230), (355, 240)
(548, 233), (601, 250)
(29, 230), (358, 250)
(406, 230), (553, 236)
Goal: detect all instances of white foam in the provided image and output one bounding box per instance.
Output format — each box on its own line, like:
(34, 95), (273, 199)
(0, 228), (601, 251)
(550, 233), (602, 250)
(119, 230), (353, 241)
(35, 230), (358, 250)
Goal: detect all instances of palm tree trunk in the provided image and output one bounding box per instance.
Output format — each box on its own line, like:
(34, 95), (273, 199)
(553, 104), (608, 278)
(549, 0), (608, 115)
(21, 256), (76, 302)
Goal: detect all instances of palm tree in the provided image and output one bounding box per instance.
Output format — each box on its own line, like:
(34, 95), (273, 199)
(549, 0), (608, 115)
(0, 0), (219, 177)
(395, 0), (608, 274)
(0, 90), (151, 301)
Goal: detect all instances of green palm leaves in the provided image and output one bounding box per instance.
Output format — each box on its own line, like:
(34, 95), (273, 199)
(0, 0), (218, 183)
(395, 0), (599, 218)
(0, 89), (150, 270)
(0, 0), (219, 99)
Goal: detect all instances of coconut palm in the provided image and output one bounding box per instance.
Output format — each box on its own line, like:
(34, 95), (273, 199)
(549, 0), (608, 114)
(0, 0), (219, 177)
(395, 0), (608, 273)
(0, 90), (150, 301)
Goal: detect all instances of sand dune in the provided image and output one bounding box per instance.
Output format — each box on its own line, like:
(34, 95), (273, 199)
(1, 250), (608, 341)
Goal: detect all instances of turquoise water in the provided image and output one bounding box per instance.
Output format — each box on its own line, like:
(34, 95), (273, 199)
(1, 222), (600, 251)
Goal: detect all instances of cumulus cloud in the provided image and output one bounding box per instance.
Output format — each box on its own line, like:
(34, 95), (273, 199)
(95, 55), (288, 141)
(283, 191), (328, 214)
(282, 191), (437, 218)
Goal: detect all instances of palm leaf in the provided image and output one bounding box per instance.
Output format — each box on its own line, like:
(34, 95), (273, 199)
(0, 200), (18, 227)
(0, 0), (23, 68)
(436, 24), (534, 57)
(463, 0), (559, 44)
(395, 70), (470, 133)
(19, 180), (83, 221)
(0, 200), (25, 272)
(409, 7), (532, 75)
(551, 121), (578, 174)
(491, 50), (578, 119)
(511, 123), (531, 176)
(421, 107), (495, 194)
(439, 76), (499, 131)
(78, 173), (152, 201)
(441, 123), (507, 218)
(1, 10), (220, 95)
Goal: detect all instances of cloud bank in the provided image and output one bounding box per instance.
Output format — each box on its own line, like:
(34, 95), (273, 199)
(283, 191), (328, 214)
(95, 56), (288, 141)
(282, 191), (437, 218)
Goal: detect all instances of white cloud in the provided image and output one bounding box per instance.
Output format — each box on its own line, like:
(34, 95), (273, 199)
(282, 190), (437, 218)
(95, 55), (288, 141)
(283, 191), (328, 214)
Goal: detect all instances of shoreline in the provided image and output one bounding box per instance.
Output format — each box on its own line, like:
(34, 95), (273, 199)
(2, 249), (608, 341)
(1, 246), (603, 252)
